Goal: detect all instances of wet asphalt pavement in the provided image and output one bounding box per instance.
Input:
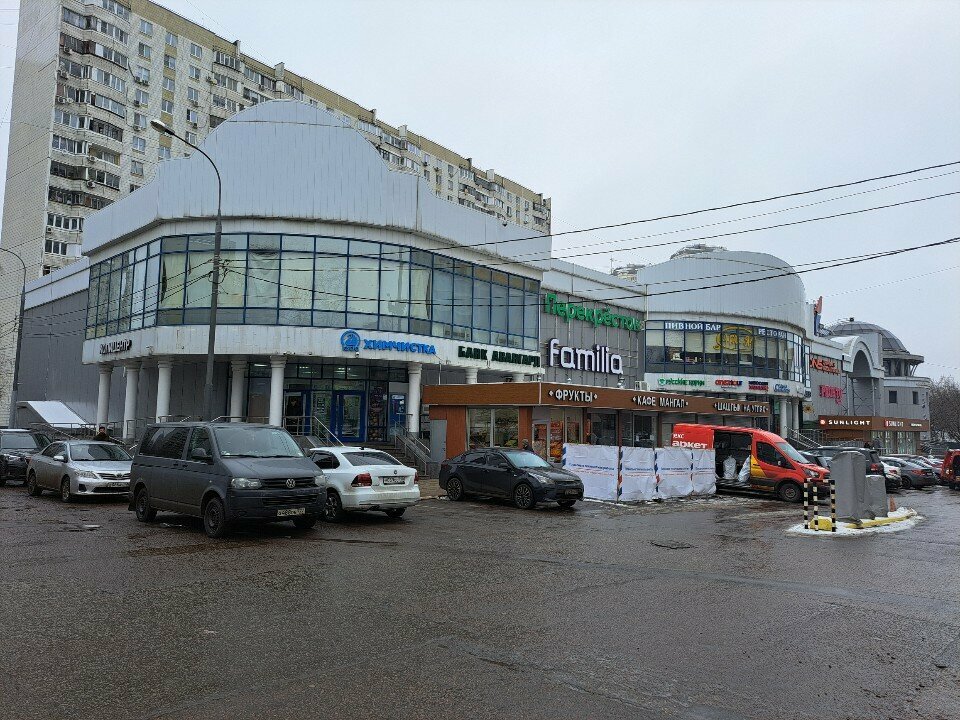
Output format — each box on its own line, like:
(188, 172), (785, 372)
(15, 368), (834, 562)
(1, 483), (959, 720)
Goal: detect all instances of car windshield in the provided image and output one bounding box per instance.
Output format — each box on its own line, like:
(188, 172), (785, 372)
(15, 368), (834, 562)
(342, 451), (401, 467)
(1, 433), (46, 451)
(70, 443), (132, 461)
(214, 426), (304, 458)
(502, 450), (552, 468)
(776, 442), (809, 465)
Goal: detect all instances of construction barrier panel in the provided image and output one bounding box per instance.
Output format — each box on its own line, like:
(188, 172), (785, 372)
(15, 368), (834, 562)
(562, 443), (619, 501)
(691, 449), (717, 495)
(620, 447), (657, 502)
(655, 447), (696, 499)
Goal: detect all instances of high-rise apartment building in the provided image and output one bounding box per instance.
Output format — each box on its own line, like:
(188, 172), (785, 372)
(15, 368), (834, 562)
(0, 0), (551, 418)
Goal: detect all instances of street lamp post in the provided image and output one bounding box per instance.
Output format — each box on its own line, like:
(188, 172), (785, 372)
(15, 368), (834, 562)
(150, 119), (222, 421)
(0, 248), (27, 427)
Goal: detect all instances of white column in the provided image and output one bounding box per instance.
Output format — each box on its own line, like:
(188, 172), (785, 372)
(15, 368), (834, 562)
(511, 372), (526, 383)
(123, 361), (141, 439)
(155, 357), (172, 422)
(268, 355), (286, 427)
(407, 362), (422, 434)
(230, 356), (246, 421)
(464, 367), (478, 384)
(779, 398), (792, 437)
(96, 364), (112, 427)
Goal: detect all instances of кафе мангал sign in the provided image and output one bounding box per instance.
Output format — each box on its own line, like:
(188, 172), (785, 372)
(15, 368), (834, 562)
(542, 293), (643, 332)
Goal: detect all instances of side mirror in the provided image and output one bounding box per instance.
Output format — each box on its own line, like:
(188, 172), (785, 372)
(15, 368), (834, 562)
(497, 462), (511, 471)
(191, 447), (210, 462)
(53, 454), (66, 463)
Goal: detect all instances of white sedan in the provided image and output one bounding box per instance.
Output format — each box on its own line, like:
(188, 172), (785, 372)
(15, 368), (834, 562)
(308, 447), (419, 521)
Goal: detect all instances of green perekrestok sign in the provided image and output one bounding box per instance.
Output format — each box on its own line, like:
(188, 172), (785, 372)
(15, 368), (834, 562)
(542, 293), (643, 332)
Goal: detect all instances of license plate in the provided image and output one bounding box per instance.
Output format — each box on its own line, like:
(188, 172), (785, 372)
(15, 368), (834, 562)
(382, 477), (405, 485)
(276, 507), (306, 517)
(106, 482), (127, 488)
(565, 489), (579, 496)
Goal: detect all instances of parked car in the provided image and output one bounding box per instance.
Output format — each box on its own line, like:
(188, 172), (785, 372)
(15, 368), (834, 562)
(800, 450), (832, 469)
(671, 425), (828, 502)
(439, 447), (584, 510)
(129, 422), (325, 538)
(889, 454), (944, 481)
(308, 446), (419, 521)
(942, 449), (960, 490)
(27, 440), (132, 501)
(0, 429), (53, 485)
(813, 446), (898, 492)
(880, 460), (902, 487)
(880, 457), (937, 489)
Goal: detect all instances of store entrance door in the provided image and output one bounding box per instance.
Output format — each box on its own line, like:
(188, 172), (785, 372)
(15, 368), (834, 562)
(332, 391), (366, 443)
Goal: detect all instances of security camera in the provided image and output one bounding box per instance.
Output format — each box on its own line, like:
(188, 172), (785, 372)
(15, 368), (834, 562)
(501, 220), (508, 227)
(355, 351), (360, 358)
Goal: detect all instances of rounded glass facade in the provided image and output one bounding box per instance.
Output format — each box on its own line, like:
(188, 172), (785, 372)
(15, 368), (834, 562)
(85, 233), (541, 350)
(645, 320), (806, 382)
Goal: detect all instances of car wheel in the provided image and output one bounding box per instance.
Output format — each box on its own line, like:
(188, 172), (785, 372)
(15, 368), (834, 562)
(557, 499), (577, 509)
(446, 475), (465, 501)
(26, 472), (42, 497)
(513, 482), (536, 510)
(292, 516), (317, 530)
(323, 490), (345, 522)
(900, 477), (912, 490)
(60, 478), (74, 503)
(134, 487), (157, 522)
(202, 497), (230, 538)
(777, 481), (802, 503)
(385, 508), (406, 519)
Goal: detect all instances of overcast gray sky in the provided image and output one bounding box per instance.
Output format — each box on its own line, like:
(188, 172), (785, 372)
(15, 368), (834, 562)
(1, 0), (958, 379)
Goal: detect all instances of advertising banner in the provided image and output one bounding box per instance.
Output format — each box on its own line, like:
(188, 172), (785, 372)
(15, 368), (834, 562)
(562, 444), (618, 501)
(655, 447), (695, 499)
(691, 449), (717, 495)
(620, 447), (657, 502)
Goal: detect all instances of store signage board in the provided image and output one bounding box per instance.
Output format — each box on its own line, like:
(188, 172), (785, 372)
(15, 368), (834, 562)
(810, 356), (841, 374)
(646, 373), (800, 396)
(99, 338), (132, 355)
(818, 415), (930, 431)
(542, 293), (643, 333)
(457, 345), (541, 367)
(548, 339), (623, 375)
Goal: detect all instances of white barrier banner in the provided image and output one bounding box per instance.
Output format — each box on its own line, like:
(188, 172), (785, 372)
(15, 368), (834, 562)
(620, 447), (657, 502)
(563, 443), (618, 501)
(691, 449), (717, 495)
(655, 447), (694, 499)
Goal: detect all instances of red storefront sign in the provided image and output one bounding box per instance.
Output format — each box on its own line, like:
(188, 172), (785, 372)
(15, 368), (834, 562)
(819, 385), (844, 404)
(810, 356), (840, 375)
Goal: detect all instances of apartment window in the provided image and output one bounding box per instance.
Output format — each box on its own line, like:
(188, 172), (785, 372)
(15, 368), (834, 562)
(158, 146), (171, 160)
(91, 67), (126, 94)
(209, 115), (224, 128)
(58, 58), (84, 78)
(131, 160), (144, 176)
(186, 108), (198, 124)
(190, 42), (202, 59)
(447, 180), (453, 191)
(165, 32), (178, 48)
(164, 54), (176, 70)
(54, 109), (85, 130)
(212, 95), (238, 112)
(92, 94), (126, 118)
(52, 134), (84, 154)
(42, 265), (52, 276)
(45, 239), (69, 256)
(47, 213), (83, 231)
(187, 87), (200, 104)
(140, 19), (153, 36)
(99, 0), (130, 21)
(90, 168), (121, 189)
(161, 99), (174, 114)
(136, 65), (150, 83)
(185, 131), (197, 145)
(50, 160), (82, 181)
(243, 87), (266, 105)
(132, 136), (146, 153)
(912, 391), (919, 405)
(163, 76), (175, 92)
(92, 17), (127, 43)
(89, 146), (120, 165)
(188, 65), (201, 81)
(135, 88), (149, 106)
(132, 112), (147, 129)
(130, 184), (141, 192)
(214, 50), (241, 71)
(213, 72), (238, 91)
(888, 390), (898, 404)
(61, 8), (85, 30)
(138, 43), (151, 60)
(93, 43), (128, 69)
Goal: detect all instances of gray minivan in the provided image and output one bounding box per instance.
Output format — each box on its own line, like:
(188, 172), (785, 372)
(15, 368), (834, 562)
(129, 422), (325, 538)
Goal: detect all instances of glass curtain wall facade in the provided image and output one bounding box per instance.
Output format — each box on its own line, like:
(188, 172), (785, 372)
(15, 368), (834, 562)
(85, 233), (541, 349)
(645, 320), (805, 382)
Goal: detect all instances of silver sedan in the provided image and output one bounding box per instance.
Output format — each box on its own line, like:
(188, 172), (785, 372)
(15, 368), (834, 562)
(27, 441), (132, 502)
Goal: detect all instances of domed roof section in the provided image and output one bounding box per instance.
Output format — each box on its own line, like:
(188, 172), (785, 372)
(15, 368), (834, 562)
(636, 249), (807, 329)
(826, 320), (908, 353)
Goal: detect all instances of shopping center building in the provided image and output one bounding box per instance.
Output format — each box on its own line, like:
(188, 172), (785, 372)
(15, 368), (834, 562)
(13, 100), (932, 457)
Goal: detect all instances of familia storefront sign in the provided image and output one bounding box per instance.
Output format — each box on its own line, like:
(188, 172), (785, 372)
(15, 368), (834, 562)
(542, 293), (643, 332)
